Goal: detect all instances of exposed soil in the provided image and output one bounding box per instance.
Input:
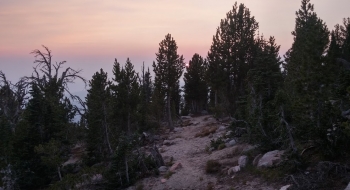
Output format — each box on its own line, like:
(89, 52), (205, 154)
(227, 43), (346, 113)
(127, 115), (286, 190)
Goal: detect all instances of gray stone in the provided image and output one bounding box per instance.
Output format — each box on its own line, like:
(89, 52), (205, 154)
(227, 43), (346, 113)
(174, 127), (183, 132)
(280, 185), (291, 190)
(228, 166), (240, 175)
(158, 166), (168, 173)
(225, 139), (237, 147)
(238, 155), (248, 168)
(253, 154), (263, 166)
(217, 126), (226, 132)
(345, 182), (350, 190)
(258, 150), (285, 168)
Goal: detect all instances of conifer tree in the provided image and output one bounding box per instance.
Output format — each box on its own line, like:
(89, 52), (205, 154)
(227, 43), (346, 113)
(112, 58), (140, 134)
(207, 2), (259, 115)
(153, 34), (185, 130)
(85, 69), (112, 164)
(284, 0), (330, 145)
(184, 53), (208, 113)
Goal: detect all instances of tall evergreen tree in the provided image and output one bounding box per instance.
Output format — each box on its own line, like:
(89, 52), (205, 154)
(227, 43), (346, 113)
(284, 0), (330, 147)
(184, 53), (208, 113)
(85, 69), (112, 165)
(112, 58), (140, 134)
(153, 34), (185, 130)
(207, 2), (259, 116)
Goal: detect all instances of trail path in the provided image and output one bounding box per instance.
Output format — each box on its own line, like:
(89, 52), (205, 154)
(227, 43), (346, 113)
(128, 115), (280, 190)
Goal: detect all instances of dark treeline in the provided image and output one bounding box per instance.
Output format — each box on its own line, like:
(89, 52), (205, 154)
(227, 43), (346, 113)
(1, 0), (350, 189)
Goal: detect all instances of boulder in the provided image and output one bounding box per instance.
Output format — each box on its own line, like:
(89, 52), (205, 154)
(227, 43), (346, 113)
(170, 162), (182, 172)
(280, 184), (291, 190)
(345, 182), (350, 190)
(257, 150), (285, 168)
(228, 166), (241, 175)
(252, 154), (263, 166)
(225, 139), (237, 147)
(158, 166), (167, 173)
(238, 155), (248, 168)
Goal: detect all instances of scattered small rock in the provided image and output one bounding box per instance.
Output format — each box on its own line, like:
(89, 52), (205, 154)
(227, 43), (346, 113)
(225, 139), (237, 147)
(170, 162), (182, 172)
(174, 127), (183, 132)
(228, 166), (241, 175)
(217, 126), (226, 132)
(258, 150), (285, 168)
(238, 155), (248, 168)
(163, 140), (174, 146)
(158, 166), (168, 173)
(280, 184), (291, 190)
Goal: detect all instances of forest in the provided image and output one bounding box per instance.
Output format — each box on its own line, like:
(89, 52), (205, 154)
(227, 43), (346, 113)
(1, 0), (350, 189)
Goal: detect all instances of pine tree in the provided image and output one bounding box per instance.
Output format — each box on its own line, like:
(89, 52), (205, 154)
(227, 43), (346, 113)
(85, 69), (112, 165)
(153, 34), (185, 130)
(207, 2), (259, 116)
(184, 53), (208, 113)
(284, 0), (330, 147)
(112, 58), (140, 134)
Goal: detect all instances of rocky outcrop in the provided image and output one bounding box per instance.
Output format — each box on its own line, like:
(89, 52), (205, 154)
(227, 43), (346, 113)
(257, 150), (285, 168)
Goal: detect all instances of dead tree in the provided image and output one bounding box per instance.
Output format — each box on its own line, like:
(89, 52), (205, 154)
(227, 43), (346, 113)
(25, 45), (87, 115)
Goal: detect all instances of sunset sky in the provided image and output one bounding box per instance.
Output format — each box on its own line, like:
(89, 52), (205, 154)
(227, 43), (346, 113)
(1, 0), (350, 96)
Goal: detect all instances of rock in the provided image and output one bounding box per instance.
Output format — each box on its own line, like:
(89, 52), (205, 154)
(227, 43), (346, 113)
(280, 184), (291, 190)
(242, 145), (257, 153)
(208, 133), (213, 138)
(161, 178), (167, 183)
(345, 182), (350, 190)
(201, 110), (209, 115)
(163, 140), (174, 146)
(181, 116), (192, 119)
(174, 127), (183, 132)
(209, 147), (215, 152)
(238, 155), (248, 168)
(225, 139), (237, 147)
(158, 166), (168, 173)
(170, 162), (182, 172)
(228, 166), (241, 175)
(217, 126), (226, 132)
(258, 150), (285, 168)
(253, 154), (263, 166)
(226, 130), (232, 136)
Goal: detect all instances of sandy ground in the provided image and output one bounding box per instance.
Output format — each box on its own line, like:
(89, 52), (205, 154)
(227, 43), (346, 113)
(127, 115), (281, 190)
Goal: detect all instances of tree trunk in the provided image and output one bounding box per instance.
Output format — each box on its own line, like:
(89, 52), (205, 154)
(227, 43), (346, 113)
(127, 111), (131, 135)
(103, 104), (112, 155)
(215, 90), (218, 107)
(57, 166), (62, 181)
(167, 94), (174, 130)
(125, 156), (129, 184)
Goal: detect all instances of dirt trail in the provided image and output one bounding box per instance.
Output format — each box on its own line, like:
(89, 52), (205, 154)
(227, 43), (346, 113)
(128, 115), (280, 190)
